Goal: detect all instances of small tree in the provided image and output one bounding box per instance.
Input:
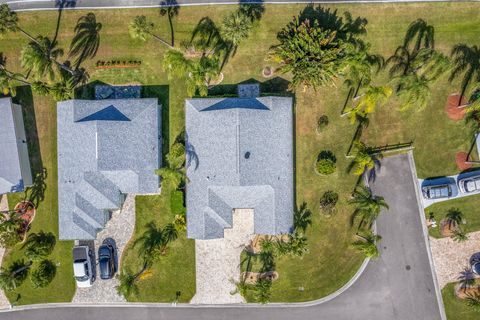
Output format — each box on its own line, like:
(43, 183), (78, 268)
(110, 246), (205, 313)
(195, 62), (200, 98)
(319, 191), (339, 215)
(23, 231), (56, 260)
(352, 231), (382, 259)
(315, 150), (337, 175)
(116, 268), (140, 299)
(445, 208), (464, 230)
(30, 260), (56, 288)
(253, 278), (272, 304)
(0, 259), (31, 291)
(349, 185), (389, 229)
(452, 229), (469, 243)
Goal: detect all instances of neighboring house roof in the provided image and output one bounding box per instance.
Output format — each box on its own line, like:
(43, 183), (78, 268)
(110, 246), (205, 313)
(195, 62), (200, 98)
(57, 98), (161, 240)
(0, 98), (32, 194)
(185, 96), (294, 239)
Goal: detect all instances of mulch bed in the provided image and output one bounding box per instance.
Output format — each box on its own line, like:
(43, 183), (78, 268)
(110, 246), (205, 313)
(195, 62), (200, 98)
(14, 201), (36, 241)
(445, 94), (467, 121)
(242, 271), (279, 285)
(455, 284), (480, 299)
(440, 219), (458, 237)
(262, 66), (274, 78)
(456, 151), (473, 171)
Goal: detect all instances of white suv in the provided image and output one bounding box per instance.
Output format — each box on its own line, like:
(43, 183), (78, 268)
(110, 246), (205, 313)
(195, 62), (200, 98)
(73, 246), (94, 288)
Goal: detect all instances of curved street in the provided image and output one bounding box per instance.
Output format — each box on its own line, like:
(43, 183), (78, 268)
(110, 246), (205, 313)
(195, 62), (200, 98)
(0, 153), (445, 320)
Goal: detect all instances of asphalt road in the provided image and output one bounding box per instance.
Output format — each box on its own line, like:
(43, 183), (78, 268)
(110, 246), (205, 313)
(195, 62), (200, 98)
(0, 0), (471, 12)
(0, 153), (444, 320)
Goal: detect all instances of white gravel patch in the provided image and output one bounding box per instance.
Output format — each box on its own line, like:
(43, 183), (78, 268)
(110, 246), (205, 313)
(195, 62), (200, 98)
(191, 209), (254, 304)
(73, 194), (136, 303)
(0, 195), (9, 309)
(429, 231), (480, 288)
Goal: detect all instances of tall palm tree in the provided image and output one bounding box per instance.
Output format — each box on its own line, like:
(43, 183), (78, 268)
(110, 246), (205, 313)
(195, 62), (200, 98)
(403, 19), (435, 53)
(352, 231), (382, 258)
(445, 208), (464, 229)
(166, 142), (185, 170)
(253, 278), (272, 304)
(349, 141), (383, 177)
(293, 202), (312, 234)
(128, 15), (173, 49)
(134, 222), (178, 266)
(21, 36), (66, 81)
(0, 4), (38, 43)
(347, 85), (392, 124)
(395, 73), (432, 111)
(349, 185), (389, 229)
(220, 12), (252, 53)
(449, 44), (480, 104)
(159, 0), (179, 46)
(116, 268), (140, 299)
(345, 44), (384, 96)
(69, 13), (102, 68)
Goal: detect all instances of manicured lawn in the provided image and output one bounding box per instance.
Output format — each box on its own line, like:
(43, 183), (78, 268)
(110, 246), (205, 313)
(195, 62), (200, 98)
(3, 90), (75, 306)
(442, 282), (480, 320)
(0, 2), (479, 304)
(425, 195), (480, 238)
(121, 188), (196, 303)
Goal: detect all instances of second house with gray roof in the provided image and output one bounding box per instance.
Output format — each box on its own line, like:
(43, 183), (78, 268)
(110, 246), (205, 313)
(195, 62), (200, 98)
(57, 98), (161, 240)
(185, 96), (294, 239)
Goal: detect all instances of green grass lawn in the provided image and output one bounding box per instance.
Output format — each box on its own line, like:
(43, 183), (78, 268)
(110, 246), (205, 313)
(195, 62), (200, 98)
(121, 187), (195, 303)
(3, 91), (75, 306)
(425, 195), (480, 238)
(0, 2), (480, 304)
(443, 282), (480, 320)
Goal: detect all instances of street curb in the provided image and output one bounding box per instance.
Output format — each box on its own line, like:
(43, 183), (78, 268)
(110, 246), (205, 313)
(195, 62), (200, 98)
(3, 0), (480, 12)
(0, 255), (370, 312)
(407, 151), (447, 320)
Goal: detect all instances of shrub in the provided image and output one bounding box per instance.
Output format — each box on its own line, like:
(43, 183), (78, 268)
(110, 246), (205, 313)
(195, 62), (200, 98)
(30, 260), (56, 288)
(319, 191), (339, 215)
(316, 150), (336, 175)
(23, 232), (56, 260)
(316, 115), (329, 133)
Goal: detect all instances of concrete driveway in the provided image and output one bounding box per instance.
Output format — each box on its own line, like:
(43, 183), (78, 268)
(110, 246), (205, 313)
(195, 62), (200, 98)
(0, 153), (445, 319)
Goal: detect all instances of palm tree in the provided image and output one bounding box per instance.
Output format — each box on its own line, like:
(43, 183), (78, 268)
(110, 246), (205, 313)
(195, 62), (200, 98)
(0, 4), (39, 43)
(403, 19), (435, 53)
(159, 0), (179, 46)
(452, 229), (469, 242)
(349, 141), (383, 177)
(352, 231), (382, 258)
(449, 44), (480, 104)
(465, 292), (480, 311)
(445, 208), (464, 229)
(346, 85), (392, 124)
(345, 45), (384, 96)
(69, 13), (102, 68)
(220, 12), (252, 53)
(166, 142), (185, 170)
(293, 202), (312, 234)
(116, 268), (140, 299)
(134, 222), (178, 266)
(128, 15), (173, 49)
(286, 232), (308, 257)
(0, 260), (32, 291)
(253, 278), (272, 304)
(395, 73), (432, 111)
(458, 267), (476, 290)
(349, 185), (389, 229)
(21, 36), (67, 81)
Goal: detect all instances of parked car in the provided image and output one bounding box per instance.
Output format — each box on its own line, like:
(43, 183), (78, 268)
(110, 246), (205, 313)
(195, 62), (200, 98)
(98, 244), (115, 280)
(458, 175), (480, 193)
(73, 246), (94, 288)
(422, 184), (453, 200)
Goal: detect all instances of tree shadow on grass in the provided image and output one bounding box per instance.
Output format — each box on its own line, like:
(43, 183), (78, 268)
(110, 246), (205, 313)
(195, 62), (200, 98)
(207, 77), (292, 97)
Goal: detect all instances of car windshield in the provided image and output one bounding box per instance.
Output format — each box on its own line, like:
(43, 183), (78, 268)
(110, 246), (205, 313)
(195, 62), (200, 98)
(474, 263), (480, 274)
(429, 186), (449, 198)
(74, 263), (89, 282)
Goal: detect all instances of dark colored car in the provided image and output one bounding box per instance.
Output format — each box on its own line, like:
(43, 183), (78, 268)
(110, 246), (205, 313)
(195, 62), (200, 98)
(98, 244), (115, 280)
(473, 262), (480, 275)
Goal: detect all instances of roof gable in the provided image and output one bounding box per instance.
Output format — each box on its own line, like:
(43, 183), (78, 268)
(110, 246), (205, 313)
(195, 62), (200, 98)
(76, 105), (130, 122)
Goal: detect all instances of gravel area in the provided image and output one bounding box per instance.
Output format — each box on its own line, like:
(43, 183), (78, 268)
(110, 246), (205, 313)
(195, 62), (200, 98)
(72, 194), (136, 303)
(429, 231), (480, 288)
(191, 209), (254, 304)
(0, 195), (10, 309)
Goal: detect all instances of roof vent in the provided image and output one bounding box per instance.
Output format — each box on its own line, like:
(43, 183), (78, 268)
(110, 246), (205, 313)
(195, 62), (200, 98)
(244, 152), (251, 159)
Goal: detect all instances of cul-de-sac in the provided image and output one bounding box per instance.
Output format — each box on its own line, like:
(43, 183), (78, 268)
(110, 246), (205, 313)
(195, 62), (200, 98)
(1, 1), (480, 319)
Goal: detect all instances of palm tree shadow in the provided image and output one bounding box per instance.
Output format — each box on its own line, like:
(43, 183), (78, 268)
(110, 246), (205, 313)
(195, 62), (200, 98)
(69, 12), (102, 69)
(239, 0), (265, 23)
(53, 1), (77, 43)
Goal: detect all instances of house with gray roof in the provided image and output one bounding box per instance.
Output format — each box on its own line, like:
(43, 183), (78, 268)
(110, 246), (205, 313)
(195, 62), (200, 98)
(57, 98), (161, 240)
(0, 98), (32, 195)
(185, 96), (294, 239)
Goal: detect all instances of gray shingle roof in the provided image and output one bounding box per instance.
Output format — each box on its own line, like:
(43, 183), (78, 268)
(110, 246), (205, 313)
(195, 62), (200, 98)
(57, 98), (161, 240)
(0, 98), (31, 194)
(185, 97), (294, 239)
